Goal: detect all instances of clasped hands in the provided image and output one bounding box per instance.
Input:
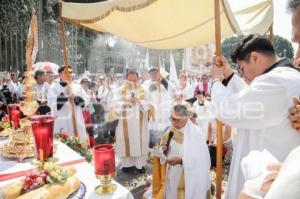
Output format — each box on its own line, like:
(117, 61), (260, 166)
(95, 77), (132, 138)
(161, 143), (182, 166)
(288, 97), (300, 132)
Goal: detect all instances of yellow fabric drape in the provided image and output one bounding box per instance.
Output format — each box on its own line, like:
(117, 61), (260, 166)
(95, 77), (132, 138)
(61, 0), (273, 49)
(152, 156), (167, 199)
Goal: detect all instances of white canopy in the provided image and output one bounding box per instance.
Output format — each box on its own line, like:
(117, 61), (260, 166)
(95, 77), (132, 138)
(61, 0), (273, 49)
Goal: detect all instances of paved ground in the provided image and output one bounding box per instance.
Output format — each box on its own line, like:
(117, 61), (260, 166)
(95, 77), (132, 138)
(114, 164), (152, 199)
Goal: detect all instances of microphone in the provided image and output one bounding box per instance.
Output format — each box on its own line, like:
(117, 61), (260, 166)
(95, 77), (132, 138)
(131, 91), (135, 98)
(164, 131), (174, 156)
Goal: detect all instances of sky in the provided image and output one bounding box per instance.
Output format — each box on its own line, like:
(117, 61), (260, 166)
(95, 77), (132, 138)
(273, 0), (297, 50)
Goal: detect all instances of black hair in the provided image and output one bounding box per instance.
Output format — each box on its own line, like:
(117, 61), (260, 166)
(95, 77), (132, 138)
(231, 34), (275, 63)
(58, 65), (72, 73)
(34, 70), (45, 80)
(288, 0), (300, 11)
(89, 81), (96, 90)
(196, 90), (205, 96)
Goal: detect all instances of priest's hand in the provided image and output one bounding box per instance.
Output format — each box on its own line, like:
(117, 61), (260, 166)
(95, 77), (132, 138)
(129, 97), (140, 105)
(167, 156), (182, 166)
(288, 97), (300, 132)
(211, 55), (233, 80)
(260, 163), (282, 193)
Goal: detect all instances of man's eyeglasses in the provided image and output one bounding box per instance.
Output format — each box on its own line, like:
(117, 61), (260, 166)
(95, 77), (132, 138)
(169, 116), (181, 123)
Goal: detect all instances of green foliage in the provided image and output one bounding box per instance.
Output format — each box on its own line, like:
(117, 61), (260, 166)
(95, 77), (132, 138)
(221, 35), (295, 69)
(274, 35), (294, 59)
(55, 132), (93, 162)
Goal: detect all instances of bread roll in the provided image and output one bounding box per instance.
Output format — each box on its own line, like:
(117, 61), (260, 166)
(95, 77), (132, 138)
(16, 176), (80, 199)
(0, 180), (23, 199)
(0, 167), (78, 199)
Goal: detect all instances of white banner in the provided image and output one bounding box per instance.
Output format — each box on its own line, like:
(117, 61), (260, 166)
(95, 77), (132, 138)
(184, 44), (215, 75)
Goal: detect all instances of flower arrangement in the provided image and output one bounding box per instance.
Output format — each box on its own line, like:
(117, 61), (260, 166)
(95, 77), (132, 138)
(55, 133), (92, 162)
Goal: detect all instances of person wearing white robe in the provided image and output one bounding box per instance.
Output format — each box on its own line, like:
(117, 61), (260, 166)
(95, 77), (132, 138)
(238, 146), (300, 199)
(176, 72), (194, 100)
(192, 90), (212, 137)
(47, 66), (87, 140)
(210, 34), (300, 199)
(111, 68), (152, 172)
(143, 104), (211, 199)
(33, 70), (50, 102)
(143, 67), (172, 147)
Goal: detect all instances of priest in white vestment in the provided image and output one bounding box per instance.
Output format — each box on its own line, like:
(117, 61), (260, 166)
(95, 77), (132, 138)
(192, 90), (212, 138)
(47, 66), (87, 140)
(210, 35), (300, 199)
(110, 68), (153, 173)
(143, 104), (211, 199)
(143, 67), (172, 147)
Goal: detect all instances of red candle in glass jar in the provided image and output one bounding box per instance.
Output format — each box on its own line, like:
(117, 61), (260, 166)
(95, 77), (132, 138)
(93, 144), (116, 176)
(7, 104), (21, 129)
(29, 115), (56, 161)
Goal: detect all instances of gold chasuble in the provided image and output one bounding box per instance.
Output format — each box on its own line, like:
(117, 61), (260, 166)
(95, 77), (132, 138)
(110, 82), (155, 169)
(145, 125), (211, 199)
(151, 127), (185, 199)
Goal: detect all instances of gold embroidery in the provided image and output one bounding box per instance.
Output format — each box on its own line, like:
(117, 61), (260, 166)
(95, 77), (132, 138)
(122, 110), (130, 157)
(140, 110), (144, 155)
(162, 127), (184, 144)
(62, 0), (159, 24)
(119, 83), (145, 100)
(177, 170), (185, 199)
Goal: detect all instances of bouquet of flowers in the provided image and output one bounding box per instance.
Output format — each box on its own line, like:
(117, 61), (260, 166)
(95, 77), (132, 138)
(55, 133), (92, 162)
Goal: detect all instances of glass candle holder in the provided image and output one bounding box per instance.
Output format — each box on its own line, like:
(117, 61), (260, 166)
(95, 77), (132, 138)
(28, 115), (56, 162)
(93, 144), (116, 194)
(7, 104), (21, 129)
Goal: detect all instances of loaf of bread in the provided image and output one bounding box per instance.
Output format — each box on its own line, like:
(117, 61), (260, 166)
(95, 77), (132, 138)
(0, 166), (78, 199)
(16, 176), (80, 199)
(0, 180), (24, 199)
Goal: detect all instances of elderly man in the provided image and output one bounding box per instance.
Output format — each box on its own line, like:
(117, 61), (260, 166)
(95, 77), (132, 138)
(110, 68), (153, 173)
(144, 104), (210, 199)
(210, 34), (300, 199)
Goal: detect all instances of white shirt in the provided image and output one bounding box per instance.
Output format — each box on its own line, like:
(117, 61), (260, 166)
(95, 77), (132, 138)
(211, 66), (300, 199)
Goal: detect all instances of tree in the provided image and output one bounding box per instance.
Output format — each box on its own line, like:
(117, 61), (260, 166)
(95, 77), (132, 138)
(274, 35), (294, 59)
(221, 36), (239, 68)
(222, 35), (295, 69)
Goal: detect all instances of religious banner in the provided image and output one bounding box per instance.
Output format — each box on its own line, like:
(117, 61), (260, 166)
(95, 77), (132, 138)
(183, 44), (215, 75)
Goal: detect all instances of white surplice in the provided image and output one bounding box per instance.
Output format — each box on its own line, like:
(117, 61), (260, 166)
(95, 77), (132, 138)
(47, 81), (87, 140)
(211, 65), (300, 199)
(192, 100), (212, 138)
(143, 80), (172, 139)
(265, 146), (300, 199)
(144, 120), (211, 199)
(114, 84), (151, 169)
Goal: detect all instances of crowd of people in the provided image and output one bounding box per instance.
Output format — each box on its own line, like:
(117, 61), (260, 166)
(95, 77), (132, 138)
(1, 0), (300, 198)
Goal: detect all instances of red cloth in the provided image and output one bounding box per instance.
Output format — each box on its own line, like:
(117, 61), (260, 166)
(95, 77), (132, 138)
(82, 108), (93, 128)
(82, 108), (95, 148)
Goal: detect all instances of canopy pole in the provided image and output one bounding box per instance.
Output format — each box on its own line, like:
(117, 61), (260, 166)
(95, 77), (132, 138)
(59, 1), (78, 137)
(269, 23), (274, 44)
(214, 0), (223, 198)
